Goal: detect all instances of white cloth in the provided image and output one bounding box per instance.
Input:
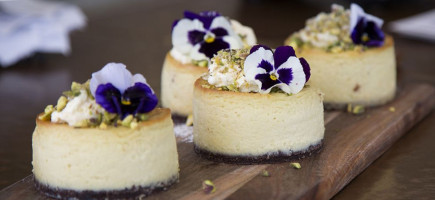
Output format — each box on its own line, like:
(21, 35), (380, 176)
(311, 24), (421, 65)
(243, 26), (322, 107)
(389, 9), (435, 42)
(0, 0), (86, 67)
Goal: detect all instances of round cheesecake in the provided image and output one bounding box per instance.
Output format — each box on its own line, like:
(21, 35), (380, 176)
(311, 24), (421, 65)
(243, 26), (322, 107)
(32, 108), (179, 199)
(161, 53), (207, 116)
(193, 79), (325, 164)
(288, 35), (396, 108)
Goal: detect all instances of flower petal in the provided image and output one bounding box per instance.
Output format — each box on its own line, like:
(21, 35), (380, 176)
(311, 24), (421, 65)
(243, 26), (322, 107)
(244, 46), (273, 84)
(172, 19), (205, 54)
(300, 57), (310, 82)
(188, 30), (206, 45)
(94, 83), (122, 114)
(273, 46), (296, 70)
(123, 82), (158, 114)
(350, 18), (365, 44)
(211, 27), (228, 37)
(90, 63), (132, 97)
(283, 57), (306, 94)
(198, 38), (229, 58)
(255, 73), (279, 93)
(189, 44), (208, 60)
(258, 60), (274, 72)
(249, 44), (272, 54)
(350, 3), (366, 31)
(276, 67), (292, 85)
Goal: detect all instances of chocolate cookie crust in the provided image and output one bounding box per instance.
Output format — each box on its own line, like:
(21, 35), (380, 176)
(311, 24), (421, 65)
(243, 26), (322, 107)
(194, 141), (322, 165)
(34, 175), (178, 200)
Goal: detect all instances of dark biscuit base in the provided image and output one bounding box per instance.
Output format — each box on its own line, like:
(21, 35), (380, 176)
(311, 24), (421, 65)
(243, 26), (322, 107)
(194, 141), (322, 165)
(171, 114), (187, 124)
(34, 175), (178, 200)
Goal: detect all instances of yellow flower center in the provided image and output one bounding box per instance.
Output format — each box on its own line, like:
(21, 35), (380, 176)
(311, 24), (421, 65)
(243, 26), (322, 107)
(121, 99), (131, 105)
(362, 33), (370, 42)
(204, 34), (215, 43)
(270, 73), (278, 81)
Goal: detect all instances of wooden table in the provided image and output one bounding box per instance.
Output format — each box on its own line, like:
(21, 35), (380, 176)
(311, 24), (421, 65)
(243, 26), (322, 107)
(1, 0), (435, 199)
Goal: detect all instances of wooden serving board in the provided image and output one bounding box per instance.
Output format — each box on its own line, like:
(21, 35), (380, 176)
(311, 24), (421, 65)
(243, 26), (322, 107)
(1, 83), (434, 200)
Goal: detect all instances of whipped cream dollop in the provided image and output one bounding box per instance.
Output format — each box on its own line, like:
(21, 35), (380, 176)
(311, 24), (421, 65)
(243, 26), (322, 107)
(205, 48), (259, 93)
(170, 20), (257, 65)
(51, 89), (104, 127)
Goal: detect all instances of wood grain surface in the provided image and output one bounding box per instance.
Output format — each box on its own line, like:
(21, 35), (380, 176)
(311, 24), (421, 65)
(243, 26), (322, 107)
(0, 83), (433, 200)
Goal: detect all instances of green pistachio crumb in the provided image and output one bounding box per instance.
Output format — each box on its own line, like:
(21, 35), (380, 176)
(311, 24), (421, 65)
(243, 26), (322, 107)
(185, 114), (194, 126)
(137, 113), (149, 121)
(262, 170), (270, 177)
(352, 105), (365, 115)
(130, 121), (138, 129)
(56, 96), (68, 111)
(39, 105), (54, 121)
(121, 115), (134, 127)
(290, 162), (301, 169)
(202, 180), (216, 194)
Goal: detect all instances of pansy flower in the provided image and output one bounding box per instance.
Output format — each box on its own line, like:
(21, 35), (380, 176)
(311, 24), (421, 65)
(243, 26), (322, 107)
(90, 63), (158, 118)
(349, 3), (385, 47)
(244, 45), (310, 94)
(172, 11), (243, 60)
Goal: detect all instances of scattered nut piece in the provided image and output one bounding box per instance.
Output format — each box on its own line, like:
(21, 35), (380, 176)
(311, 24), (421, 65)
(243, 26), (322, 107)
(352, 105), (365, 115)
(186, 114), (194, 126)
(202, 180), (216, 194)
(38, 105), (54, 121)
(137, 113), (149, 121)
(99, 122), (108, 129)
(121, 115), (134, 127)
(56, 96), (68, 111)
(290, 162), (301, 169)
(130, 121), (138, 129)
(261, 170), (270, 177)
(389, 106), (396, 112)
(347, 104), (365, 115)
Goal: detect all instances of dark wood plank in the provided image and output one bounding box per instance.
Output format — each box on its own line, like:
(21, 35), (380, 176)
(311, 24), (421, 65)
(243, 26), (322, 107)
(0, 83), (433, 200)
(228, 83), (435, 200)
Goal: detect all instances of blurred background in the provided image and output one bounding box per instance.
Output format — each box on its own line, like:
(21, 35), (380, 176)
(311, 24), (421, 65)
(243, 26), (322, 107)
(1, 0), (434, 198)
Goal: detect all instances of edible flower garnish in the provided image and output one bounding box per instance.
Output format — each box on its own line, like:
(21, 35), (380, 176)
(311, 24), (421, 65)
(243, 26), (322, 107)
(90, 63), (158, 119)
(172, 11), (243, 60)
(244, 45), (310, 94)
(350, 3), (384, 47)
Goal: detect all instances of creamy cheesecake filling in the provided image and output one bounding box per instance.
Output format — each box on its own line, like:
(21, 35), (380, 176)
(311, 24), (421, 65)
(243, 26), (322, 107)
(33, 110), (179, 191)
(301, 36), (396, 106)
(193, 79), (324, 156)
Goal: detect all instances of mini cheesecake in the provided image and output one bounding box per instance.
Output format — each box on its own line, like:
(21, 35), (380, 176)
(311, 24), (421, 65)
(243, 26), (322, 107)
(292, 35), (396, 108)
(285, 4), (396, 109)
(161, 53), (208, 116)
(162, 11), (257, 116)
(193, 79), (324, 164)
(33, 108), (179, 199)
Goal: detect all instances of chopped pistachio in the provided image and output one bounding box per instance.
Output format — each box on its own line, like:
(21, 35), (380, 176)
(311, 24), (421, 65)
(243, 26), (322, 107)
(99, 122), (108, 129)
(261, 170), (270, 177)
(74, 120), (88, 128)
(130, 120), (138, 129)
(103, 112), (117, 124)
(347, 104), (353, 113)
(137, 113), (149, 121)
(56, 96), (68, 111)
(121, 115), (134, 127)
(389, 106), (396, 112)
(352, 105), (365, 115)
(185, 114), (194, 126)
(202, 180), (216, 194)
(39, 105), (54, 121)
(201, 84), (211, 89)
(290, 162), (302, 169)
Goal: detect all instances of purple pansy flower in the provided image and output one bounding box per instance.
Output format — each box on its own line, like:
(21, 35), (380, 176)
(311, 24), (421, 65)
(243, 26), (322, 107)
(244, 45), (310, 94)
(172, 11), (243, 60)
(90, 63), (158, 118)
(350, 3), (385, 47)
